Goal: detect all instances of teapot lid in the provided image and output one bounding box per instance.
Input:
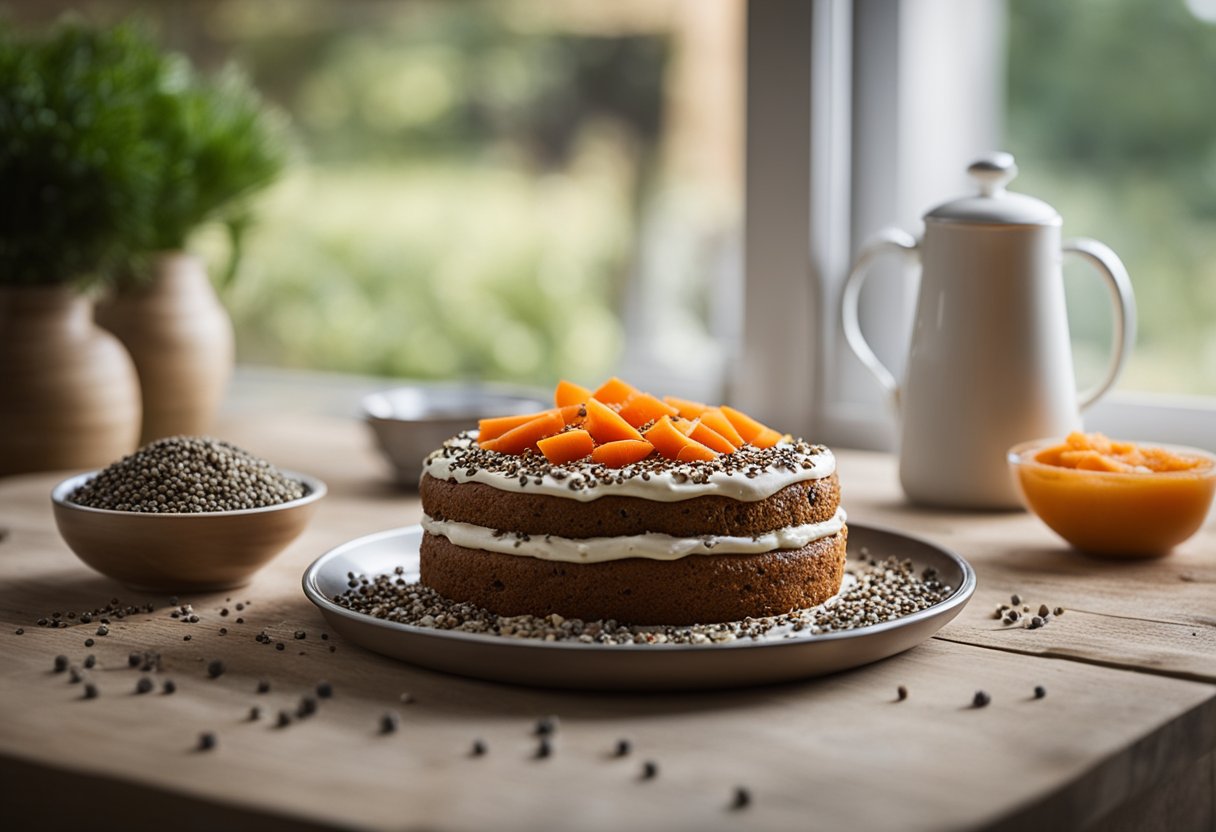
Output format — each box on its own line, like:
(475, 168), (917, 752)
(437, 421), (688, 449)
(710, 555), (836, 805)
(925, 152), (1061, 226)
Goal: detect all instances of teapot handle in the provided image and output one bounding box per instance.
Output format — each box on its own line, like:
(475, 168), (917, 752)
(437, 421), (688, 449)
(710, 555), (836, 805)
(841, 228), (920, 409)
(1063, 238), (1137, 410)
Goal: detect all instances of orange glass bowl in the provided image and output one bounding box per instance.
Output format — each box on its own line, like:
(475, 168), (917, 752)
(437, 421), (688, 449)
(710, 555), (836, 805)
(1008, 439), (1216, 558)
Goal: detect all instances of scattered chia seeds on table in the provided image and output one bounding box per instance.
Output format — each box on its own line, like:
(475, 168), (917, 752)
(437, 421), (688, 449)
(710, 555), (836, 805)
(53, 655), (68, 673)
(135, 677), (153, 694)
(535, 738), (552, 759)
(615, 739), (632, 757)
(972, 690), (991, 708)
(197, 732), (217, 751)
(534, 716), (558, 736)
(67, 436), (305, 513)
(380, 712), (399, 734)
(731, 787), (752, 810)
(333, 556), (953, 645)
(897, 686), (908, 701)
(316, 681), (333, 699)
(162, 680), (176, 695)
(471, 739), (487, 756)
(641, 761), (658, 780)
(14, 628), (22, 635)
(257, 679), (271, 694)
(207, 660), (225, 679)
(83, 655), (95, 668)
(83, 683), (99, 700)
(1034, 686), (1047, 699)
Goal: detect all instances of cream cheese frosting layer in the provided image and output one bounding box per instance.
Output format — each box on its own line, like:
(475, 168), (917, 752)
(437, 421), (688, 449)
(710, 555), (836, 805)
(421, 508), (847, 564)
(423, 433), (835, 503)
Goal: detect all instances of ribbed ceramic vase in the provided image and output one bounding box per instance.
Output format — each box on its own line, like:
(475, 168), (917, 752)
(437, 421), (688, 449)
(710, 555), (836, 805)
(96, 252), (235, 444)
(0, 286), (142, 476)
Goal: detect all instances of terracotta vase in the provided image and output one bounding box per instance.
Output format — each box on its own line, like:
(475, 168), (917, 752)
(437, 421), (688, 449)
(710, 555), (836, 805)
(96, 252), (235, 444)
(0, 286), (142, 476)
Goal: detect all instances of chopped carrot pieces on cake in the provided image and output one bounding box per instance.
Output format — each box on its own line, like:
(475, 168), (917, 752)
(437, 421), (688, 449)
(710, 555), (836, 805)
(479, 379), (789, 459)
(662, 396), (709, 420)
(644, 415), (718, 461)
(699, 409), (745, 447)
(554, 380), (592, 409)
(478, 410), (551, 443)
(592, 377), (638, 406)
(591, 439), (655, 468)
(480, 410), (565, 454)
(719, 405), (775, 445)
(688, 421), (738, 454)
(584, 398), (645, 444)
(617, 393), (678, 428)
(537, 429), (595, 464)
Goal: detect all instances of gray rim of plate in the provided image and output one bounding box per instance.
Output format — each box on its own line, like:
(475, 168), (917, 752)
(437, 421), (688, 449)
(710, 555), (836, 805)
(301, 523), (977, 653)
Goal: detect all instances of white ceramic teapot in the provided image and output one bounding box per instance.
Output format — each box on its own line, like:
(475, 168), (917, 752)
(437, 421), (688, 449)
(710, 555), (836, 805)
(841, 152), (1136, 509)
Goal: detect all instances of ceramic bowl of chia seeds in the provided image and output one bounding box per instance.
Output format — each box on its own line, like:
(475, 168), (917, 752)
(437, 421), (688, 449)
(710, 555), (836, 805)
(363, 384), (548, 487)
(51, 437), (326, 591)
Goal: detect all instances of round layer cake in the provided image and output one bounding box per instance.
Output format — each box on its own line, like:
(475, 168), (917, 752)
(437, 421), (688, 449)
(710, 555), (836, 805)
(419, 433), (846, 625)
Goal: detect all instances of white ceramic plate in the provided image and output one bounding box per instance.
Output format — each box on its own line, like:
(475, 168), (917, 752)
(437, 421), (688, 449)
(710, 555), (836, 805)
(302, 524), (975, 691)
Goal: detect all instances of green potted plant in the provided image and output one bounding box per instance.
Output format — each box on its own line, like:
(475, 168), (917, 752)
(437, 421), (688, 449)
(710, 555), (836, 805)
(96, 55), (287, 443)
(0, 21), (158, 476)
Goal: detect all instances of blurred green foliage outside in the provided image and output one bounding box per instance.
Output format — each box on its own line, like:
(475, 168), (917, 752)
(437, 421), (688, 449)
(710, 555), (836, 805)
(196, 2), (670, 384)
(1009, 0), (1216, 395)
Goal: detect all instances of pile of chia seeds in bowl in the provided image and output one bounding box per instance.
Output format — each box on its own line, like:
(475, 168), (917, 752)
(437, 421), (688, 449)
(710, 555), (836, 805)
(69, 436), (306, 513)
(334, 556), (953, 645)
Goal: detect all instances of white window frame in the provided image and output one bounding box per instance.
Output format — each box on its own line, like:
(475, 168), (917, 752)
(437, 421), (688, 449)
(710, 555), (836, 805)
(739, 0), (1216, 453)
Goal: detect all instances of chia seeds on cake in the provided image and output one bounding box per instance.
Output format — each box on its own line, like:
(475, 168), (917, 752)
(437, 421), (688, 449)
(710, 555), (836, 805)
(427, 431), (829, 492)
(333, 556), (952, 645)
(68, 436), (304, 513)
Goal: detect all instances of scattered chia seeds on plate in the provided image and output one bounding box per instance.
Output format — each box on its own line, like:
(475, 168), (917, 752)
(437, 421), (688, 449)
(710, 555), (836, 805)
(68, 436), (305, 513)
(332, 556), (953, 645)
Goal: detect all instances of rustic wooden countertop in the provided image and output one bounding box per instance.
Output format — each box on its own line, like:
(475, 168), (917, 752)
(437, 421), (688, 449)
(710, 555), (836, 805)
(1, 373), (1213, 831)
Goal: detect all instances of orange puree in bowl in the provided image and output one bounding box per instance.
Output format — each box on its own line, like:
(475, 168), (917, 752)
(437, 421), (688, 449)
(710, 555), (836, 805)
(1034, 432), (1206, 474)
(1010, 433), (1216, 557)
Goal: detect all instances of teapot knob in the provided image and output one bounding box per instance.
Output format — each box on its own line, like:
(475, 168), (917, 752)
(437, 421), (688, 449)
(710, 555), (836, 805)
(967, 152), (1018, 197)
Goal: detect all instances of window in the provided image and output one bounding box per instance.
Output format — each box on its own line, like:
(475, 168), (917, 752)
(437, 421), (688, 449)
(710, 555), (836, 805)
(11, 0), (744, 400)
(1008, 0), (1216, 400)
(741, 0), (1216, 452)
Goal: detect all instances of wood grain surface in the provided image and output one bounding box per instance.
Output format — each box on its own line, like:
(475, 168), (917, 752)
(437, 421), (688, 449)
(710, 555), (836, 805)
(0, 376), (1213, 831)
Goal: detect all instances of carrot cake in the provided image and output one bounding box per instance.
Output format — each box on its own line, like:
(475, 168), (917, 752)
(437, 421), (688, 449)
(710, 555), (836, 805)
(418, 378), (846, 625)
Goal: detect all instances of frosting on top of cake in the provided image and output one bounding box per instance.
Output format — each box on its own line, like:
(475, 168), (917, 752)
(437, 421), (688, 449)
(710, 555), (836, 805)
(422, 431), (835, 502)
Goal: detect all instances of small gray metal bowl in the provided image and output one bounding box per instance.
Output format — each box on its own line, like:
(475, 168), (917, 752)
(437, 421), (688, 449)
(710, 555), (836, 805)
(363, 385), (548, 487)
